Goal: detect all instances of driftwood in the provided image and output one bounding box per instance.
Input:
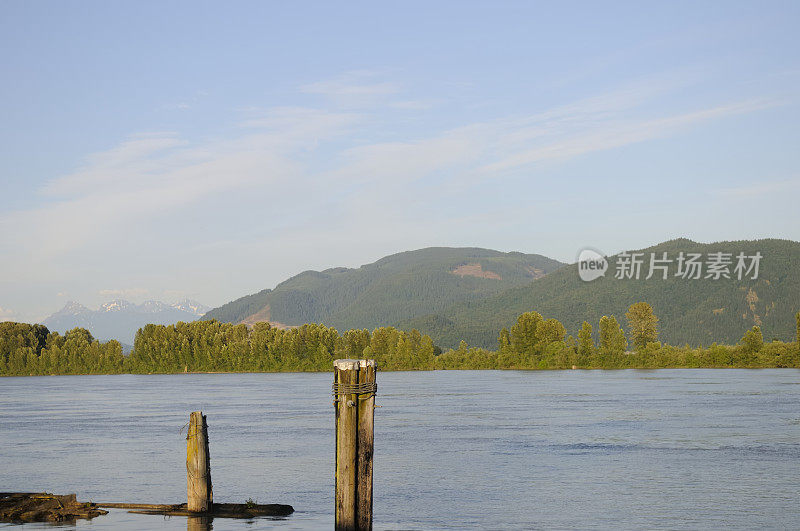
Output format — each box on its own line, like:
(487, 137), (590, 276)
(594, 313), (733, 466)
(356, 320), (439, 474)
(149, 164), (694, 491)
(5, 411), (293, 524)
(98, 501), (294, 517)
(0, 492), (108, 523)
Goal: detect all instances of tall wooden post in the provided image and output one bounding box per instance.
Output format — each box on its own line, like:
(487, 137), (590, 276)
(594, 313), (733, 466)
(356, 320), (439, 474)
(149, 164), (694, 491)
(334, 359), (376, 531)
(186, 411), (213, 513)
(356, 359), (376, 531)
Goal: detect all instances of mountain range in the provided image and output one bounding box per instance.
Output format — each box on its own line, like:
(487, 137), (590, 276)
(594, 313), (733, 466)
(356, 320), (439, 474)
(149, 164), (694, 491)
(42, 299), (209, 345)
(401, 239), (800, 348)
(203, 247), (564, 330)
(203, 240), (800, 349)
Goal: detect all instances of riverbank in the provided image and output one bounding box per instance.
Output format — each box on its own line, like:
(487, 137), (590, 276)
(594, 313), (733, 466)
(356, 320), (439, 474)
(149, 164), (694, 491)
(2, 317), (798, 376)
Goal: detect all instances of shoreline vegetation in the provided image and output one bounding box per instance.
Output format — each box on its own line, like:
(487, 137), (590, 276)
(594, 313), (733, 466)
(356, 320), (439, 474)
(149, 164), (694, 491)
(2, 304), (799, 376)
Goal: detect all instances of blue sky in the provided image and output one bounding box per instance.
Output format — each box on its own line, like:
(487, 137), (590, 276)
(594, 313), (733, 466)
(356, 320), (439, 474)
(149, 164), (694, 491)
(1, 1), (799, 322)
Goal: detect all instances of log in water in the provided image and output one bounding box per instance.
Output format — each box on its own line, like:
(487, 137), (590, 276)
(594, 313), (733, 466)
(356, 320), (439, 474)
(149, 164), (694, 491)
(0, 492), (108, 523)
(98, 501), (294, 517)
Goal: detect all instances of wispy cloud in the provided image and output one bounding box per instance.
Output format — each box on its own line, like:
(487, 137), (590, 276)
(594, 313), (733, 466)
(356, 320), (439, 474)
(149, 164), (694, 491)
(2, 77), (777, 268)
(0, 73), (783, 316)
(475, 98), (777, 176)
(0, 306), (14, 319)
(0, 107), (361, 263)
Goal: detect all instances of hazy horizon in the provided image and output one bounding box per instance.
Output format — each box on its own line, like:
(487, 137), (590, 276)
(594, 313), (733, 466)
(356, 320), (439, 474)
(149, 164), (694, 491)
(2, 2), (799, 323)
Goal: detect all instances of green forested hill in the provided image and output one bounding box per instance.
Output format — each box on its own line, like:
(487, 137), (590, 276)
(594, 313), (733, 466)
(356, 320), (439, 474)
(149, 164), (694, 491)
(402, 238), (800, 348)
(202, 247), (565, 331)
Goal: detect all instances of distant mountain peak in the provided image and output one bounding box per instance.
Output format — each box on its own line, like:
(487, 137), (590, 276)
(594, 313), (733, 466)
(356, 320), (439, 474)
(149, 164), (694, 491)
(141, 300), (171, 313)
(171, 299), (210, 316)
(59, 300), (91, 315)
(100, 299), (134, 313)
(42, 297), (209, 344)
(202, 246), (566, 331)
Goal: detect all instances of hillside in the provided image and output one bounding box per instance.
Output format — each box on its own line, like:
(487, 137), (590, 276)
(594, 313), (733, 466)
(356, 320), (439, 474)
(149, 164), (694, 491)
(400, 238), (800, 348)
(43, 299), (209, 344)
(202, 247), (565, 331)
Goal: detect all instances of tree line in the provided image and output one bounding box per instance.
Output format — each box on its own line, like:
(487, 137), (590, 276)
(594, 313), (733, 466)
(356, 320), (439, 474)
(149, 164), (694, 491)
(2, 305), (799, 376)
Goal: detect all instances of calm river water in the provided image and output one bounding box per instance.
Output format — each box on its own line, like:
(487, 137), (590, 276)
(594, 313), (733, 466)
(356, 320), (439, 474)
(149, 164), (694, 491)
(1, 370), (799, 530)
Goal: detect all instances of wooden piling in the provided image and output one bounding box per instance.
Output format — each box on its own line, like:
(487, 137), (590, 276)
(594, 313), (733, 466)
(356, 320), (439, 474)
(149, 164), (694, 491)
(186, 411), (213, 513)
(334, 359), (376, 531)
(356, 360), (376, 531)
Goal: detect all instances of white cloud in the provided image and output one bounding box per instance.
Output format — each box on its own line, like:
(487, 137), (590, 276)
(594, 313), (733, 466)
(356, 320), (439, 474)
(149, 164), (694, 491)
(0, 306), (14, 318)
(474, 99), (777, 176)
(1, 79), (775, 271)
(42, 132), (188, 197)
(0, 107), (360, 264)
(0, 73), (784, 320)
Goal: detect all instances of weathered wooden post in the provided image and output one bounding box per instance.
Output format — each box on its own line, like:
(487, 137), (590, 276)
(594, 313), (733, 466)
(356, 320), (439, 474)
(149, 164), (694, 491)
(356, 359), (376, 531)
(334, 359), (376, 531)
(186, 411), (213, 513)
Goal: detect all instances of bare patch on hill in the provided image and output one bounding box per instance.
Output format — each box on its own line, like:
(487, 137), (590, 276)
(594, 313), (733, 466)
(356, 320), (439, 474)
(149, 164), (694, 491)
(524, 266), (545, 279)
(450, 263), (502, 280)
(745, 288), (762, 326)
(239, 305), (297, 330)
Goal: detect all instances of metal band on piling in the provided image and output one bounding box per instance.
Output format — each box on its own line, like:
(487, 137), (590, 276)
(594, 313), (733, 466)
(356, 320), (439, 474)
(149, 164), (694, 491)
(332, 381), (377, 397)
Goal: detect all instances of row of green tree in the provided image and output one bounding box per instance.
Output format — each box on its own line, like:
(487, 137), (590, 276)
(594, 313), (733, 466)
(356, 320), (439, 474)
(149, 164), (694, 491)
(437, 304), (800, 370)
(0, 322), (124, 376)
(0, 320), (437, 375)
(1, 305), (799, 376)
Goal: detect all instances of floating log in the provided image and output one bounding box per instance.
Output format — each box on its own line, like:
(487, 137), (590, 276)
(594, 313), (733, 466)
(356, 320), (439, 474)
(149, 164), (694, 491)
(0, 492), (108, 523)
(97, 501), (294, 518)
(97, 410), (293, 520)
(7, 410), (293, 525)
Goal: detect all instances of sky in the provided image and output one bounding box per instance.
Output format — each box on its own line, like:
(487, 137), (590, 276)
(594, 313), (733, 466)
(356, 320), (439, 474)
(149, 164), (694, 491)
(1, 1), (799, 323)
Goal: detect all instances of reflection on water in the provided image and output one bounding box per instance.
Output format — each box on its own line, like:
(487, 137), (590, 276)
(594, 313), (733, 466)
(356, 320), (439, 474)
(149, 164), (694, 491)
(0, 369), (799, 529)
(186, 515), (212, 531)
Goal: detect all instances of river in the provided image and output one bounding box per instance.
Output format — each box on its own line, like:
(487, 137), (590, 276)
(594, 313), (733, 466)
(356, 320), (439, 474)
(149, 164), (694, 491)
(1, 369), (798, 529)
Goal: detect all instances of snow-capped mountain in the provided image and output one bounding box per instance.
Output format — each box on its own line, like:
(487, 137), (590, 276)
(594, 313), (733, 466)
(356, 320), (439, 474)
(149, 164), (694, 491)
(42, 299), (208, 344)
(60, 301), (92, 315)
(170, 299), (210, 316)
(100, 299), (135, 312)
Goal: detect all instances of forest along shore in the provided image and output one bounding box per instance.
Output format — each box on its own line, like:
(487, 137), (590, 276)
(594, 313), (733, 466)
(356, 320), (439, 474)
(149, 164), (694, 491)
(2, 305), (799, 375)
